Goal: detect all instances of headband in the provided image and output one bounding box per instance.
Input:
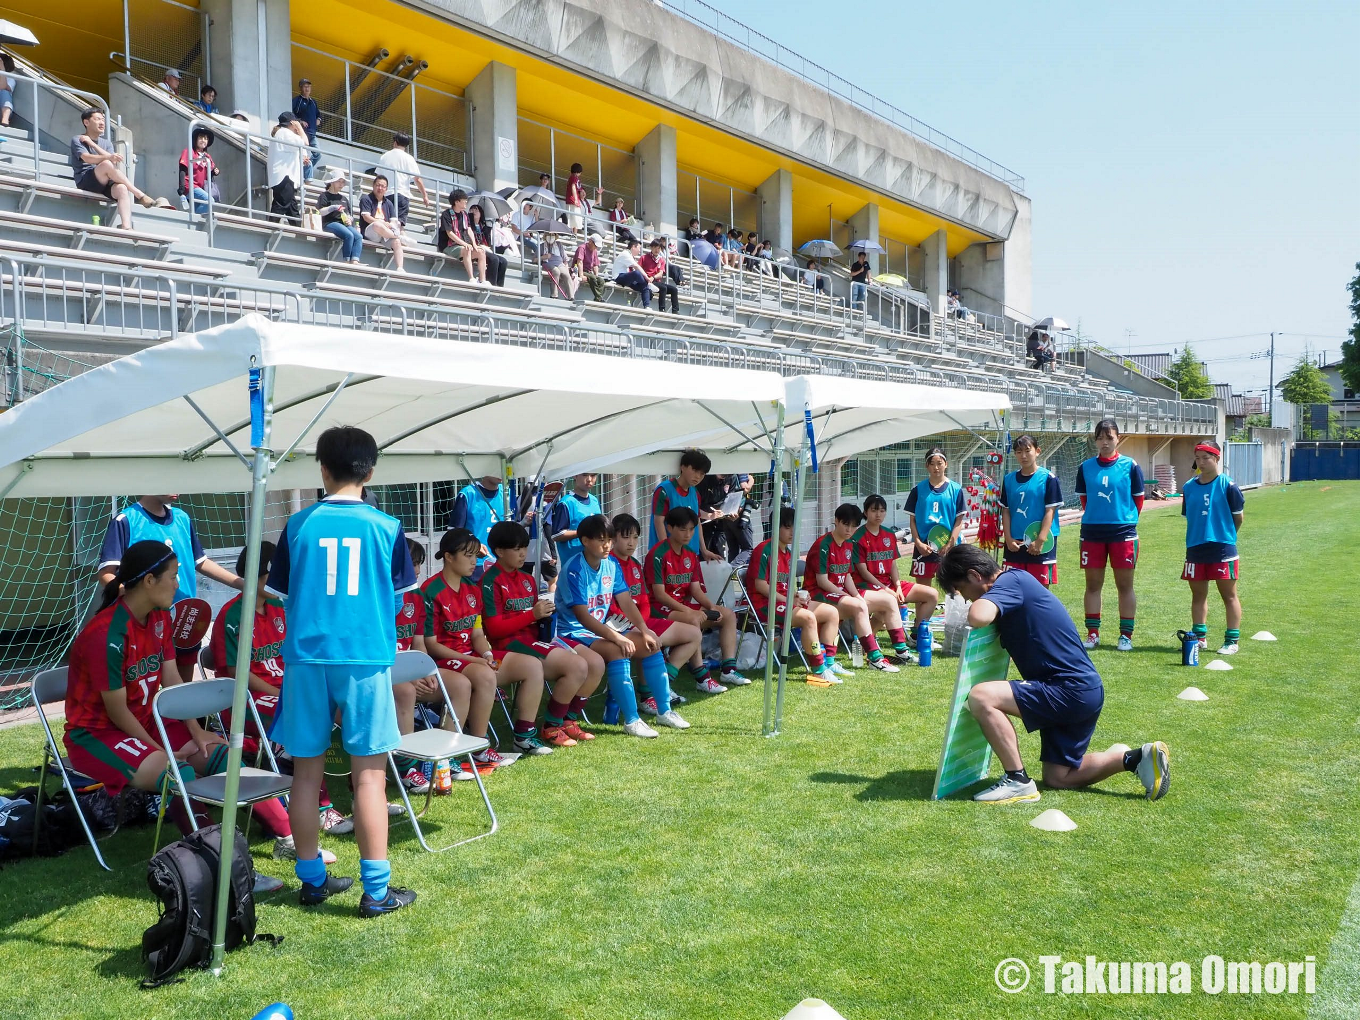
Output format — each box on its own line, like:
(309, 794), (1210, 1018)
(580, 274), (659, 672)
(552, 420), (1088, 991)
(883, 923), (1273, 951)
(123, 545), (176, 586)
(1194, 442), (1221, 457)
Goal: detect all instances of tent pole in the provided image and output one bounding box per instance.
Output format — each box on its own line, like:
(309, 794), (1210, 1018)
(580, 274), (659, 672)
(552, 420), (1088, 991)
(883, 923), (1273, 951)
(211, 365), (274, 976)
(500, 455), (511, 522)
(760, 400), (785, 737)
(773, 437), (808, 735)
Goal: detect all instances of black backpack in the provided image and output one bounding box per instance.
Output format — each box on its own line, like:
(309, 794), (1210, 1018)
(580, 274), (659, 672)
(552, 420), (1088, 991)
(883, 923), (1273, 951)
(141, 824), (279, 987)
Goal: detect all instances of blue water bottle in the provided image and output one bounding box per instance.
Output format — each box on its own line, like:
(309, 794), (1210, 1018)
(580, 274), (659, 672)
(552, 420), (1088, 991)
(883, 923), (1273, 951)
(1176, 630), (1200, 667)
(602, 693), (620, 724)
(916, 621), (932, 667)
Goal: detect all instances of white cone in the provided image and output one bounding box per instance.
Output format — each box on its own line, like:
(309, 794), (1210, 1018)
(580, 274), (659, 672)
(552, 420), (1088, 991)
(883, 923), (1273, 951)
(781, 1000), (848, 1020)
(1251, 631), (1277, 642)
(1106, 743), (1131, 755)
(1031, 809), (1077, 832)
(1178, 686), (1210, 701)
(1204, 659), (1233, 671)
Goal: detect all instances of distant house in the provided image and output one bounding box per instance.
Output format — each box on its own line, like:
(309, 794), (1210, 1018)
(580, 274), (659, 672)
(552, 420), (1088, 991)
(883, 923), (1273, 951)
(1130, 352), (1208, 385)
(1243, 395), (1264, 416)
(1273, 360), (1359, 433)
(1212, 383), (1246, 432)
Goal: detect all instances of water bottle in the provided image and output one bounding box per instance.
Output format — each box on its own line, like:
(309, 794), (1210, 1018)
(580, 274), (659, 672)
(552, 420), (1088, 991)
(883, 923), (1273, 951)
(1176, 630), (1200, 667)
(899, 604), (911, 628)
(602, 693), (620, 725)
(420, 759), (434, 785)
(850, 638), (865, 668)
(916, 621), (932, 667)
(91, 214), (101, 227)
(434, 759), (452, 794)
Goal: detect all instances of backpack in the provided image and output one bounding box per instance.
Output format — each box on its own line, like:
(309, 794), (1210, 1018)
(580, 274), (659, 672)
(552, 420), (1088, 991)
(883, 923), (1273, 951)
(141, 823), (279, 987)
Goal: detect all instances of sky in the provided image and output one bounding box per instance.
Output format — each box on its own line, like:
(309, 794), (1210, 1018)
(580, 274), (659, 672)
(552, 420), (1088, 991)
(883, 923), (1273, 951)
(720, 0), (1359, 396)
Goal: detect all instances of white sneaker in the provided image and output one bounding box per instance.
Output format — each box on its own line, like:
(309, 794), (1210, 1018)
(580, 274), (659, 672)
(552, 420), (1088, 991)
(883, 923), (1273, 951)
(1082, 632), (1100, 650)
(622, 718), (659, 738)
(972, 775), (1040, 804)
(827, 660), (853, 676)
(387, 802), (407, 817)
(273, 835), (337, 865)
(1216, 642), (1239, 656)
(868, 657), (900, 673)
(654, 709), (691, 730)
(1135, 741), (1170, 800)
(720, 669), (751, 686)
(319, 807), (354, 835)
(695, 678), (726, 695)
(1196, 637), (1209, 651)
(819, 671), (844, 684)
(1116, 635), (1134, 652)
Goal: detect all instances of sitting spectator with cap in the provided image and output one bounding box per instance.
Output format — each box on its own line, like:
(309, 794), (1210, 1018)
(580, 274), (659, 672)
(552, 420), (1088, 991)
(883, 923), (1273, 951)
(196, 84), (217, 114)
(71, 107), (169, 229)
(640, 238), (679, 314)
(359, 174), (406, 273)
(607, 196), (637, 244)
(177, 126), (220, 215)
(267, 111), (309, 224)
(292, 78), (320, 181)
(609, 238), (652, 308)
(316, 169), (362, 263)
(571, 232), (607, 302)
(156, 68), (181, 97)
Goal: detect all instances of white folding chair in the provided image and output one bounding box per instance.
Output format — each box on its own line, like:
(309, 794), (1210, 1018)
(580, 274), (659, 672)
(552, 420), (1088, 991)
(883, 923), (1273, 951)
(197, 646), (284, 774)
(30, 667), (115, 871)
(731, 571), (810, 671)
(389, 650), (498, 853)
(150, 678), (293, 852)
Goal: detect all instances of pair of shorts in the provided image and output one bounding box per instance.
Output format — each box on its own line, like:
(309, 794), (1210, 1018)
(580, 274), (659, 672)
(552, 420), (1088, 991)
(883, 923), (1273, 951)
(1005, 561), (1058, 587)
(1182, 559), (1239, 582)
(1080, 539), (1138, 570)
(64, 720), (193, 795)
(223, 688), (281, 736)
(909, 559), (940, 581)
(494, 640), (555, 661)
(269, 663), (399, 759)
(1009, 678), (1105, 769)
(76, 172), (117, 200)
(810, 589), (848, 605)
(553, 634), (598, 651)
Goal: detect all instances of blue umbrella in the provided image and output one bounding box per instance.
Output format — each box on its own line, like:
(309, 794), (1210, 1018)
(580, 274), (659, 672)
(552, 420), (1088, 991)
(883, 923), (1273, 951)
(689, 238), (720, 270)
(798, 239), (842, 259)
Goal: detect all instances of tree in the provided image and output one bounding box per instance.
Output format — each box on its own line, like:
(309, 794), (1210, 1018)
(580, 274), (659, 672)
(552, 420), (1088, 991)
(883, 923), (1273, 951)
(1279, 355), (1333, 406)
(1342, 261), (1360, 396)
(1166, 345), (1212, 399)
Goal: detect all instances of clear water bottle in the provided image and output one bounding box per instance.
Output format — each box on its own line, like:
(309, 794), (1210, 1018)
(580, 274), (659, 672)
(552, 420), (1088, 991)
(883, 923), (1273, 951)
(850, 637), (865, 668)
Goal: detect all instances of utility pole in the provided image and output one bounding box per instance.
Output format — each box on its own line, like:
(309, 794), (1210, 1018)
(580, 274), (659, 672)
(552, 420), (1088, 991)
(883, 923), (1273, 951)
(1267, 332), (1275, 417)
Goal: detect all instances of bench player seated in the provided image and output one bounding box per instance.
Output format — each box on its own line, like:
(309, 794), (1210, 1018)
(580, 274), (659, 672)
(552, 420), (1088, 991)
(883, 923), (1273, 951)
(852, 494), (939, 660)
(645, 506), (745, 692)
(610, 513), (701, 727)
(422, 528), (553, 766)
(805, 503), (900, 673)
(746, 507), (841, 686)
(481, 520), (595, 747)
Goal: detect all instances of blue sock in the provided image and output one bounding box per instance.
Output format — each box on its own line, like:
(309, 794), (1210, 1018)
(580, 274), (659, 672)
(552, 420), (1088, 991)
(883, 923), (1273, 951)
(359, 858), (391, 902)
(640, 651), (670, 712)
(605, 658), (639, 724)
(295, 852), (327, 889)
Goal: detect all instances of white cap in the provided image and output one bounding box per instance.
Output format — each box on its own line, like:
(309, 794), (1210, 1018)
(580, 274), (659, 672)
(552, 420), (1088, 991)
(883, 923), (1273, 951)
(588, 232), (603, 245)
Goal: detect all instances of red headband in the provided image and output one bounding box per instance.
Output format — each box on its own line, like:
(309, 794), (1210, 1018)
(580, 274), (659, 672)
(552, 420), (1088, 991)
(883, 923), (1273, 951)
(1195, 442), (1221, 457)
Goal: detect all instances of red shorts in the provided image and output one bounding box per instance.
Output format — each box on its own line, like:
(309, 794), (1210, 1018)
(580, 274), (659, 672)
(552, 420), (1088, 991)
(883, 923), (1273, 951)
(435, 657), (474, 673)
(174, 645), (201, 678)
(64, 720), (193, 795)
(1079, 539), (1138, 570)
(222, 688), (281, 741)
(1005, 561), (1058, 587)
(1182, 559), (1239, 582)
(646, 617), (677, 637)
(552, 635), (598, 651)
(810, 589), (847, 605)
(909, 559), (939, 581)
(492, 640), (555, 661)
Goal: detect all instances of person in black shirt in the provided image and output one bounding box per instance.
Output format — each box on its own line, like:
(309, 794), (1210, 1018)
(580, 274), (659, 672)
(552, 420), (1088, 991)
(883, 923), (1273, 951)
(849, 251), (871, 306)
(316, 169), (362, 262)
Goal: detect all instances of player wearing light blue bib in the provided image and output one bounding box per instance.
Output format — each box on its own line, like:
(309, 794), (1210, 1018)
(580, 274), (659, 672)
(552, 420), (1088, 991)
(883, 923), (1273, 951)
(447, 476), (503, 570)
(999, 435), (1063, 588)
(649, 448), (719, 559)
(905, 446), (966, 584)
(264, 426), (418, 918)
(1179, 442), (1245, 656)
(549, 472), (602, 569)
(1073, 419), (1145, 651)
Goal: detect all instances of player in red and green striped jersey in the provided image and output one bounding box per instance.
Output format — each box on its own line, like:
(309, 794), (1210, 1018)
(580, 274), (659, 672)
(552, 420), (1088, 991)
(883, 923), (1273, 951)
(746, 506), (841, 685)
(804, 504), (900, 674)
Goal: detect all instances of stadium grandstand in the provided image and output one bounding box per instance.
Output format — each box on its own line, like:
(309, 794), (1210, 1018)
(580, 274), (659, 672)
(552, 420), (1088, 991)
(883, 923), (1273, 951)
(0, 0), (1220, 697)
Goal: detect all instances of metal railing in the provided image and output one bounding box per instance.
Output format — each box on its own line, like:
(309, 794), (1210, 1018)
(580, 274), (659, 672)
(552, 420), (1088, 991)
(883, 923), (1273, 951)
(5, 72), (114, 189)
(517, 117), (637, 215)
(117, 0), (211, 103)
(654, 0), (1024, 192)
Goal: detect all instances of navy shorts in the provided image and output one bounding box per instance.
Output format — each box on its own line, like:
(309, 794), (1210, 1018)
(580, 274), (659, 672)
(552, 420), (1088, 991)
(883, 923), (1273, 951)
(1009, 677), (1104, 768)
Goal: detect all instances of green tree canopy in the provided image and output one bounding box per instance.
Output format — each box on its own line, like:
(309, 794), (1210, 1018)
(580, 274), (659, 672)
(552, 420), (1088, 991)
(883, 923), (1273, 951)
(1166, 345), (1212, 399)
(1342, 260), (1360, 395)
(1279, 355), (1333, 406)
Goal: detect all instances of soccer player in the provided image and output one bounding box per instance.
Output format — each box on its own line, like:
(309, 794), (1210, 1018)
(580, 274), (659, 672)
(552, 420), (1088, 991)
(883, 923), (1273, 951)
(747, 506), (840, 685)
(1181, 442), (1245, 655)
(650, 448), (723, 561)
(905, 447), (966, 586)
(422, 528), (553, 763)
(266, 425), (418, 916)
(1000, 435), (1063, 588)
(610, 513), (699, 727)
(553, 514), (661, 739)
(390, 537), (442, 794)
(446, 474), (504, 574)
(646, 506), (746, 692)
(805, 504), (901, 675)
(482, 520), (596, 746)
(937, 545), (1170, 805)
(1074, 418), (1145, 651)
(549, 472), (602, 569)
(852, 494), (938, 659)
(97, 494), (244, 675)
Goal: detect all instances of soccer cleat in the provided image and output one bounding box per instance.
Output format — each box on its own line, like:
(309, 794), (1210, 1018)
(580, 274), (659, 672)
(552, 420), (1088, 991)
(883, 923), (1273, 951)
(1116, 635), (1134, 652)
(1216, 642), (1239, 656)
(1136, 741), (1170, 801)
(472, 747), (509, 768)
(868, 657), (901, 673)
(806, 674), (835, 688)
(1082, 632), (1100, 650)
(639, 696), (659, 716)
(514, 733), (555, 756)
(273, 836), (336, 865)
(972, 776), (1041, 805)
(826, 660), (853, 677)
(252, 874), (285, 895)
(562, 719), (595, 742)
(401, 767), (430, 793)
(654, 709), (691, 729)
(298, 873), (354, 906)
(1196, 637), (1209, 651)
(668, 691), (688, 705)
(358, 886), (417, 918)
(541, 725), (579, 747)
(319, 807), (354, 835)
(720, 669), (751, 686)
(695, 678), (726, 695)
(622, 718), (659, 738)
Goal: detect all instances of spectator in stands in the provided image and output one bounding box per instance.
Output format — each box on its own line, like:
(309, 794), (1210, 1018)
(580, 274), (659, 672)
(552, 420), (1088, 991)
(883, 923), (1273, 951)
(292, 78), (320, 182)
(71, 108), (169, 228)
(850, 251), (871, 306)
(610, 238), (652, 308)
(537, 171), (553, 191)
(540, 233), (577, 299)
(197, 84), (217, 115)
(466, 204), (509, 285)
(803, 258), (830, 295)
(684, 218), (703, 243)
(377, 131), (429, 208)
(948, 289), (966, 319)
(1026, 330), (1055, 371)
(510, 199), (540, 260)
(721, 228), (745, 269)
(441, 189), (506, 287)
(230, 109), (250, 122)
(565, 161), (600, 233)
(571, 232), (606, 301)
(316, 169), (362, 263)
(267, 111), (309, 225)
(0, 54), (15, 128)
(641, 238), (679, 313)
(703, 222), (724, 246)
(758, 239), (776, 274)
(359, 174), (406, 273)
(157, 68), (181, 97)
(177, 126), (220, 215)
(607, 196), (636, 244)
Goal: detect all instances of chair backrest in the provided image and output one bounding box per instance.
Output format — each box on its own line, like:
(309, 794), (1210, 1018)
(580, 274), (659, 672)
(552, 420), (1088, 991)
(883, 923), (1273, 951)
(31, 667), (69, 707)
(154, 676), (234, 721)
(198, 645), (215, 676)
(393, 650), (438, 686)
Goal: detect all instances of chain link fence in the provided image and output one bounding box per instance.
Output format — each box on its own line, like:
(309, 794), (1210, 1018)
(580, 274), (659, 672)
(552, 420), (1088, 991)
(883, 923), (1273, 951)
(120, 0), (211, 103)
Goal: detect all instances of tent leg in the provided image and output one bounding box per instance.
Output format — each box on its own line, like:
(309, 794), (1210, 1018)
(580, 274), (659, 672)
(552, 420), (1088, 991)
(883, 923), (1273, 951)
(210, 366), (274, 977)
(773, 442), (808, 736)
(761, 401), (786, 737)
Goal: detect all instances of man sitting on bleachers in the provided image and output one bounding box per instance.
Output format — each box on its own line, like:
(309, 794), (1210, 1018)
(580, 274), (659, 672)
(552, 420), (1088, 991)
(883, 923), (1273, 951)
(570, 233), (606, 301)
(359, 174), (406, 274)
(609, 238), (651, 308)
(640, 238), (679, 314)
(70, 107), (170, 229)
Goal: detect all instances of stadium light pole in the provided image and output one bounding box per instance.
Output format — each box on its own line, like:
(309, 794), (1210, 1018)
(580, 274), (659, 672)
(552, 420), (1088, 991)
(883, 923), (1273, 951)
(760, 399), (786, 737)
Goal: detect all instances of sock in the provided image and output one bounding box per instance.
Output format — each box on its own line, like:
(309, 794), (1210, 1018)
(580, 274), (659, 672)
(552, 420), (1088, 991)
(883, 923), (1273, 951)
(295, 852), (327, 889)
(666, 661), (681, 682)
(863, 634), (881, 654)
(1119, 618), (1135, 638)
(888, 627), (908, 651)
(1224, 628), (1240, 644)
(1123, 747), (1143, 771)
(204, 744), (230, 775)
(566, 695), (589, 721)
(807, 650), (825, 673)
(1005, 768), (1030, 784)
(359, 858), (391, 902)
(1191, 623), (1207, 639)
(544, 698), (571, 727)
(605, 658), (639, 724)
(684, 662), (706, 683)
(640, 651), (670, 712)
(393, 754), (420, 773)
(823, 644), (836, 666)
(319, 780), (332, 810)
(513, 718), (535, 736)
(251, 796), (291, 838)
(720, 657), (737, 674)
(1084, 615), (1100, 634)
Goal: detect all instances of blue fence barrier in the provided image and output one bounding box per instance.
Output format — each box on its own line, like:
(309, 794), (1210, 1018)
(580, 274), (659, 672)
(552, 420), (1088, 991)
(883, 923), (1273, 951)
(1291, 444), (1360, 480)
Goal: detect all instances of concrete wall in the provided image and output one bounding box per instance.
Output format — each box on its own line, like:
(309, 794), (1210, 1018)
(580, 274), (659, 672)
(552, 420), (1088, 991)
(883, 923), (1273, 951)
(1081, 349), (1180, 400)
(1250, 427), (1292, 485)
(201, 0), (293, 124)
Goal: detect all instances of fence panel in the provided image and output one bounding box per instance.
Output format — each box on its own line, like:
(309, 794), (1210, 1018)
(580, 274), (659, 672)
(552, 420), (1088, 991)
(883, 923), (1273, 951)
(1291, 443), (1360, 480)
(1225, 442), (1263, 488)
(121, 0), (210, 102)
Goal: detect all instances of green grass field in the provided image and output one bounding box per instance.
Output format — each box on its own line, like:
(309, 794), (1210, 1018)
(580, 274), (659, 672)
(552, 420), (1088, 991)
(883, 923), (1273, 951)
(1, 481), (1357, 1019)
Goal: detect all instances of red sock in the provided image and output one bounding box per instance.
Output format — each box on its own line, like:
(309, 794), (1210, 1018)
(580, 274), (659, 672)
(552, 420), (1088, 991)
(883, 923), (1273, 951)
(862, 634), (881, 654)
(807, 651), (825, 670)
(251, 796), (291, 838)
(545, 699), (572, 726)
(888, 627), (907, 646)
(513, 718), (535, 735)
(319, 779), (332, 810)
(568, 696), (589, 716)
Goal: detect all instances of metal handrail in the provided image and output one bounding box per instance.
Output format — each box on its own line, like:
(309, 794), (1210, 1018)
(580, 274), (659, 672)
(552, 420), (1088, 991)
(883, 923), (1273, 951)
(7, 72), (113, 189)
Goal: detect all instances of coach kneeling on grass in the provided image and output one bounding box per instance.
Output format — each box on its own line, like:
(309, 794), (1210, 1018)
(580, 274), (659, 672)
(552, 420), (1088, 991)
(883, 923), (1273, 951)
(937, 544), (1171, 805)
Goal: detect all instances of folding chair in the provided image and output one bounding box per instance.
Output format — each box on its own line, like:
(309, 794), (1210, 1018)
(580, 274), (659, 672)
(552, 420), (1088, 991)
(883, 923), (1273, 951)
(30, 667), (115, 871)
(388, 650), (497, 853)
(731, 572), (810, 671)
(151, 678), (293, 852)
(197, 646), (284, 774)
